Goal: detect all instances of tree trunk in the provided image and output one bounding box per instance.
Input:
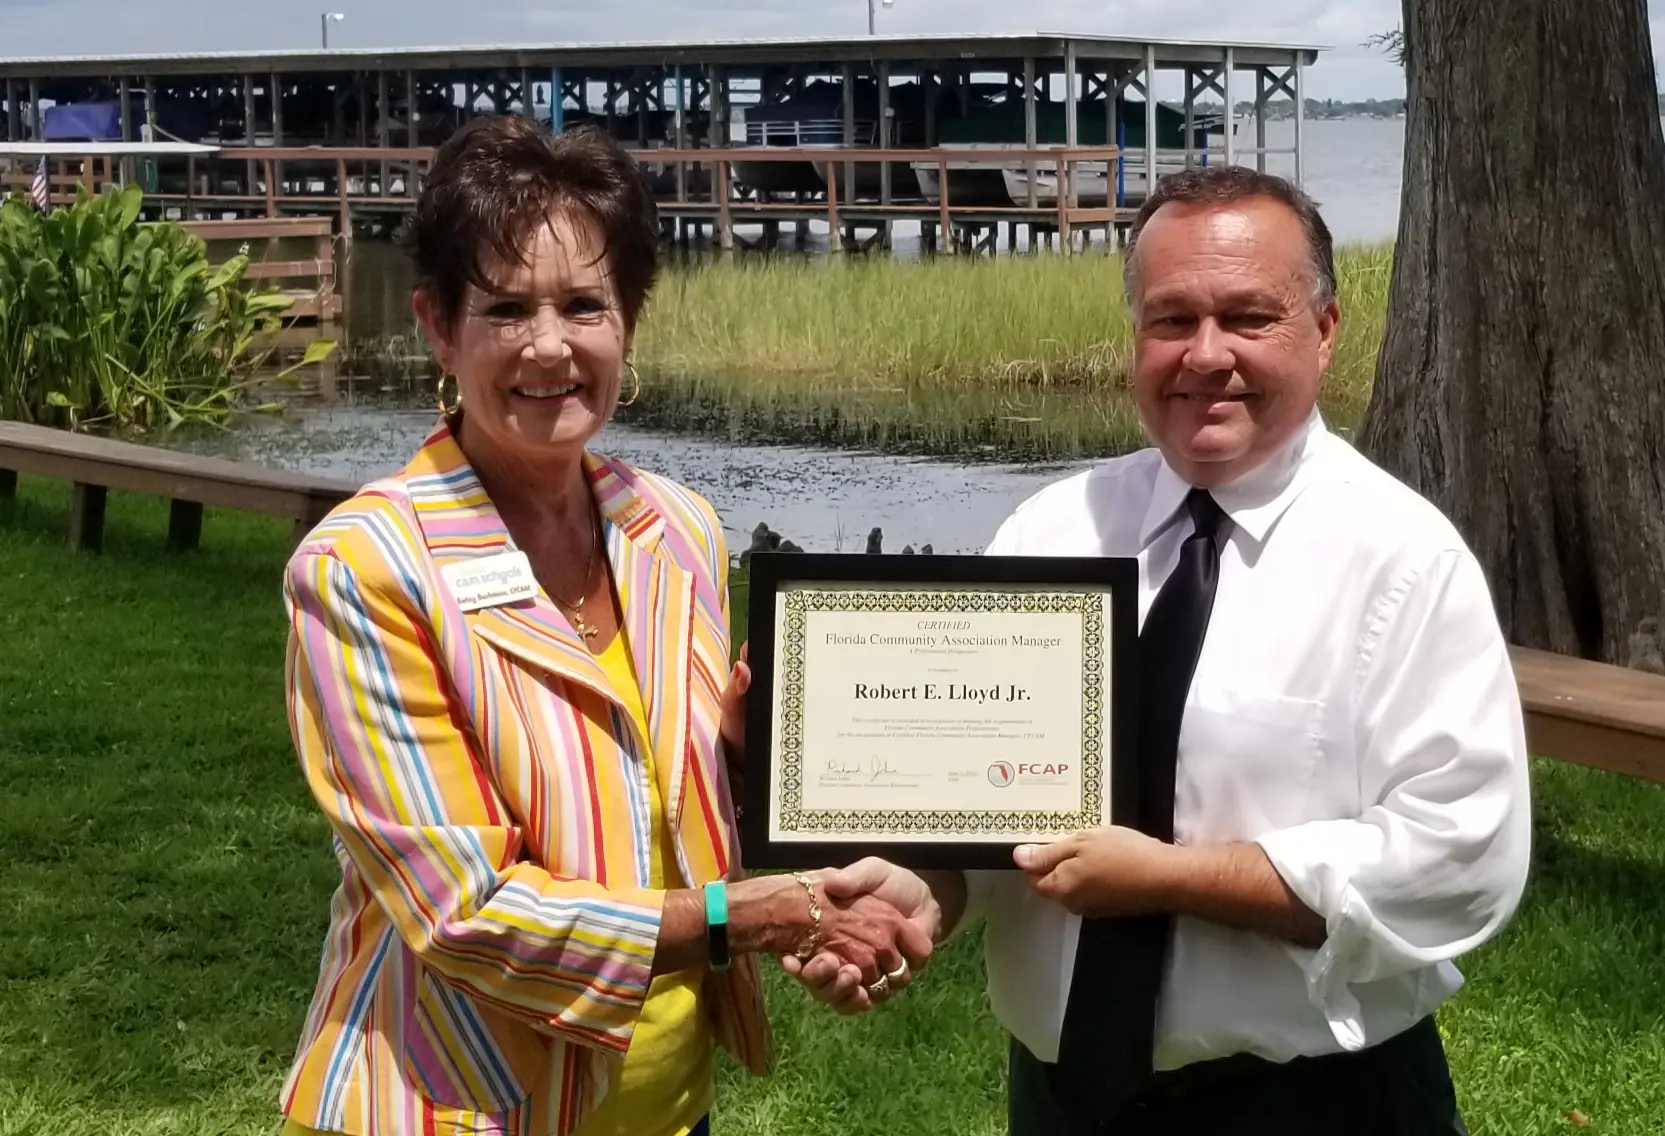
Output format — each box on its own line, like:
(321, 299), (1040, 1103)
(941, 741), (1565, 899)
(1359, 0), (1665, 667)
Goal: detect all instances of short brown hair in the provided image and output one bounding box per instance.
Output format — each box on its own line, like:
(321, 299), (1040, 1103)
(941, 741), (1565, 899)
(398, 116), (661, 333)
(1122, 165), (1336, 310)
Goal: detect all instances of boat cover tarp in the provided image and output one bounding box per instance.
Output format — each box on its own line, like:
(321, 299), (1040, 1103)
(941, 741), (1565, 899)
(43, 98), (210, 142)
(937, 98), (1215, 149)
(43, 101), (122, 141)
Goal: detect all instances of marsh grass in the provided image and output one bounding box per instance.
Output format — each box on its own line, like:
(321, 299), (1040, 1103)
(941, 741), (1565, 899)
(337, 243), (1394, 461)
(626, 242), (1394, 459)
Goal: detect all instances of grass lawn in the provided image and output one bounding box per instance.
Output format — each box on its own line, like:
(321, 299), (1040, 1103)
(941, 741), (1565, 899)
(2, 477), (1663, 1135)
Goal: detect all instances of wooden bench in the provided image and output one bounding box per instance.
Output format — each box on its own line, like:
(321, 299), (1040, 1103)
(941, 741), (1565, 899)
(1510, 645), (1665, 784)
(0, 420), (358, 551)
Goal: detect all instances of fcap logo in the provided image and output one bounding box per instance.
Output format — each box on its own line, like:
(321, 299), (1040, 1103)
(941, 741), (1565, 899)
(988, 762), (1015, 787)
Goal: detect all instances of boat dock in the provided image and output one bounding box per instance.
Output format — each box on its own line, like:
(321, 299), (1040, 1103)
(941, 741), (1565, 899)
(0, 31), (1323, 254)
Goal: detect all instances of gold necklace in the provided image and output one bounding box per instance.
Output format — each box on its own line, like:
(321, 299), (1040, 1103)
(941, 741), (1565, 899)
(551, 514), (603, 640)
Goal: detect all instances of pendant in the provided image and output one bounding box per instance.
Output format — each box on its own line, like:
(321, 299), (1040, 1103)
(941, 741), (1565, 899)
(574, 616), (599, 640)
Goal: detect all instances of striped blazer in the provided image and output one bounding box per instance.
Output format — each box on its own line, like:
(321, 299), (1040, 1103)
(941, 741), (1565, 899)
(278, 419), (771, 1136)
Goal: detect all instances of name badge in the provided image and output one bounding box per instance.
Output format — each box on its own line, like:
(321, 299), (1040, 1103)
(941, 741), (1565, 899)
(443, 551), (538, 612)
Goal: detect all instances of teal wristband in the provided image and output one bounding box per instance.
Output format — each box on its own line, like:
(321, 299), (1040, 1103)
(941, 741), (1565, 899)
(703, 880), (731, 972)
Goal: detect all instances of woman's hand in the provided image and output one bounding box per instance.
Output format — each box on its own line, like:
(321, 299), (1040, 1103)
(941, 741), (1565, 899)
(692, 871), (931, 983)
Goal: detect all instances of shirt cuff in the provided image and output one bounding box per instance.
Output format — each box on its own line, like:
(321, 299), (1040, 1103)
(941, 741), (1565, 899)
(952, 869), (1001, 937)
(1254, 819), (1391, 1052)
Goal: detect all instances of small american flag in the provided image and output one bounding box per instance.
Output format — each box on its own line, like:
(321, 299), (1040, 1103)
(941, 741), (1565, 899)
(27, 155), (49, 211)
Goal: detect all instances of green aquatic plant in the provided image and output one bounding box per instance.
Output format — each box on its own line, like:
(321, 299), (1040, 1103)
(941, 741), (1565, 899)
(0, 184), (335, 434)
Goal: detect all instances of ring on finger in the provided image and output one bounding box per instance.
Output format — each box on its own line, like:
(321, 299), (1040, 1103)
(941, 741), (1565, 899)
(885, 960), (910, 984)
(867, 973), (891, 999)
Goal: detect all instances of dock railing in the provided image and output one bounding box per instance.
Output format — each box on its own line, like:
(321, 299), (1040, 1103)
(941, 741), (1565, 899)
(174, 215), (343, 399)
(9, 142), (1141, 251)
(641, 144), (1128, 250)
(170, 147), (435, 234)
(0, 153), (118, 202)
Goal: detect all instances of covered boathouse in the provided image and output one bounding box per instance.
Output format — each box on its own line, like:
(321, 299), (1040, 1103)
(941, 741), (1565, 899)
(0, 31), (1324, 253)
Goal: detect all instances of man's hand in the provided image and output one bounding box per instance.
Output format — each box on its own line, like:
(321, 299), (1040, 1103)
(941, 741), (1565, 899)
(813, 884), (934, 986)
(828, 856), (943, 942)
(782, 858), (942, 1014)
(1016, 829), (1328, 946)
(1013, 827), (1178, 918)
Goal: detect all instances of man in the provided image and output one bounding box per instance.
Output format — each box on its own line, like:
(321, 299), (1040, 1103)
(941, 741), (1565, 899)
(790, 165), (1531, 1134)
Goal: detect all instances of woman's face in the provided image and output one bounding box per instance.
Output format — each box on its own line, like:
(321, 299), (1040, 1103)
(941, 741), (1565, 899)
(416, 209), (631, 471)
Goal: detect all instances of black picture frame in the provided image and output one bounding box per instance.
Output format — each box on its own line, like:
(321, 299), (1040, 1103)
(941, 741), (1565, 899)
(740, 551), (1139, 871)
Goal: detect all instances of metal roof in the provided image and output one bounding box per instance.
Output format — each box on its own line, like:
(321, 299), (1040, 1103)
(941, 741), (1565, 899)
(0, 141), (221, 155)
(0, 31), (1324, 80)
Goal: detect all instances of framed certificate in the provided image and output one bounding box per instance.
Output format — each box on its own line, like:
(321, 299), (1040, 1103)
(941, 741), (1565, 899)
(741, 552), (1138, 870)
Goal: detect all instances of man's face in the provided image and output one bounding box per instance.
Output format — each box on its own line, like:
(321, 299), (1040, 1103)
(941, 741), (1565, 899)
(1128, 197), (1339, 488)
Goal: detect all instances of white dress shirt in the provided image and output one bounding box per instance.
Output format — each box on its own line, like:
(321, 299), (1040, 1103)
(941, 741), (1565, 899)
(963, 410), (1531, 1072)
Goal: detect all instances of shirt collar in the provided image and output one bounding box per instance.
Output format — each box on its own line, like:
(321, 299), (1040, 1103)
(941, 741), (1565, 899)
(1138, 407), (1327, 549)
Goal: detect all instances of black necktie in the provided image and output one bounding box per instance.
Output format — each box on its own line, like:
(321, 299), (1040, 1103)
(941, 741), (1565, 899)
(1054, 487), (1228, 1119)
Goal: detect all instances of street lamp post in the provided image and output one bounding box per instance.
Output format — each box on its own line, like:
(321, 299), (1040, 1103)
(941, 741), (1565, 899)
(321, 11), (345, 49)
(867, 0), (893, 35)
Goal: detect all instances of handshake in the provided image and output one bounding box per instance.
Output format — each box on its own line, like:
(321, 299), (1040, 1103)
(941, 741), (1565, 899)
(715, 644), (1159, 1012)
(718, 649), (952, 1012)
(770, 857), (951, 1014)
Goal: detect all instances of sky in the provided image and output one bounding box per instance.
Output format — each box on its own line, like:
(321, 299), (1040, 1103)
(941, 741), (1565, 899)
(2, 0), (1664, 102)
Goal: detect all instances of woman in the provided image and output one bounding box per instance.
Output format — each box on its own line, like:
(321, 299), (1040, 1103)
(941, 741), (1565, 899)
(278, 116), (932, 1136)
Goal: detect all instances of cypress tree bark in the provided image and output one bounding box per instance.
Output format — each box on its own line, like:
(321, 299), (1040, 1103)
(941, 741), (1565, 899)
(1358, 0), (1665, 666)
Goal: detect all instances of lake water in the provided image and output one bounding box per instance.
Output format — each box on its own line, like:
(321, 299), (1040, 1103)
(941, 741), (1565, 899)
(207, 401), (1087, 555)
(232, 117), (1405, 551)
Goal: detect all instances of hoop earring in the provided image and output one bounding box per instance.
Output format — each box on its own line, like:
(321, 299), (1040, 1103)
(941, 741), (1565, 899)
(617, 360), (641, 408)
(437, 373), (461, 416)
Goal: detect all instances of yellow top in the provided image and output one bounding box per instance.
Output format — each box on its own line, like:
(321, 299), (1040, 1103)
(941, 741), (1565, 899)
(284, 609), (711, 1136)
(574, 619), (713, 1136)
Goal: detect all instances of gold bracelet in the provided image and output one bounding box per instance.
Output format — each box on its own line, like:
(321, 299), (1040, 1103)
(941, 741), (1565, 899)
(790, 872), (824, 960)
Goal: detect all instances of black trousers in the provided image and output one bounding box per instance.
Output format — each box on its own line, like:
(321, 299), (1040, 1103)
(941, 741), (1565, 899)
(1008, 1017), (1469, 1136)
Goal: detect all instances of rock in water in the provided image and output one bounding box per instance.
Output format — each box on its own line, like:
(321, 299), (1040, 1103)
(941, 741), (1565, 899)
(741, 522), (779, 565)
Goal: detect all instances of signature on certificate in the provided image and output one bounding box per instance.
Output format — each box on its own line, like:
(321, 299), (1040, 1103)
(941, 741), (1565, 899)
(821, 755), (919, 783)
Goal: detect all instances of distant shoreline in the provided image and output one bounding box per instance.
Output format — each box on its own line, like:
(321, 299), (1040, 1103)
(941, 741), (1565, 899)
(1184, 98), (1406, 122)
